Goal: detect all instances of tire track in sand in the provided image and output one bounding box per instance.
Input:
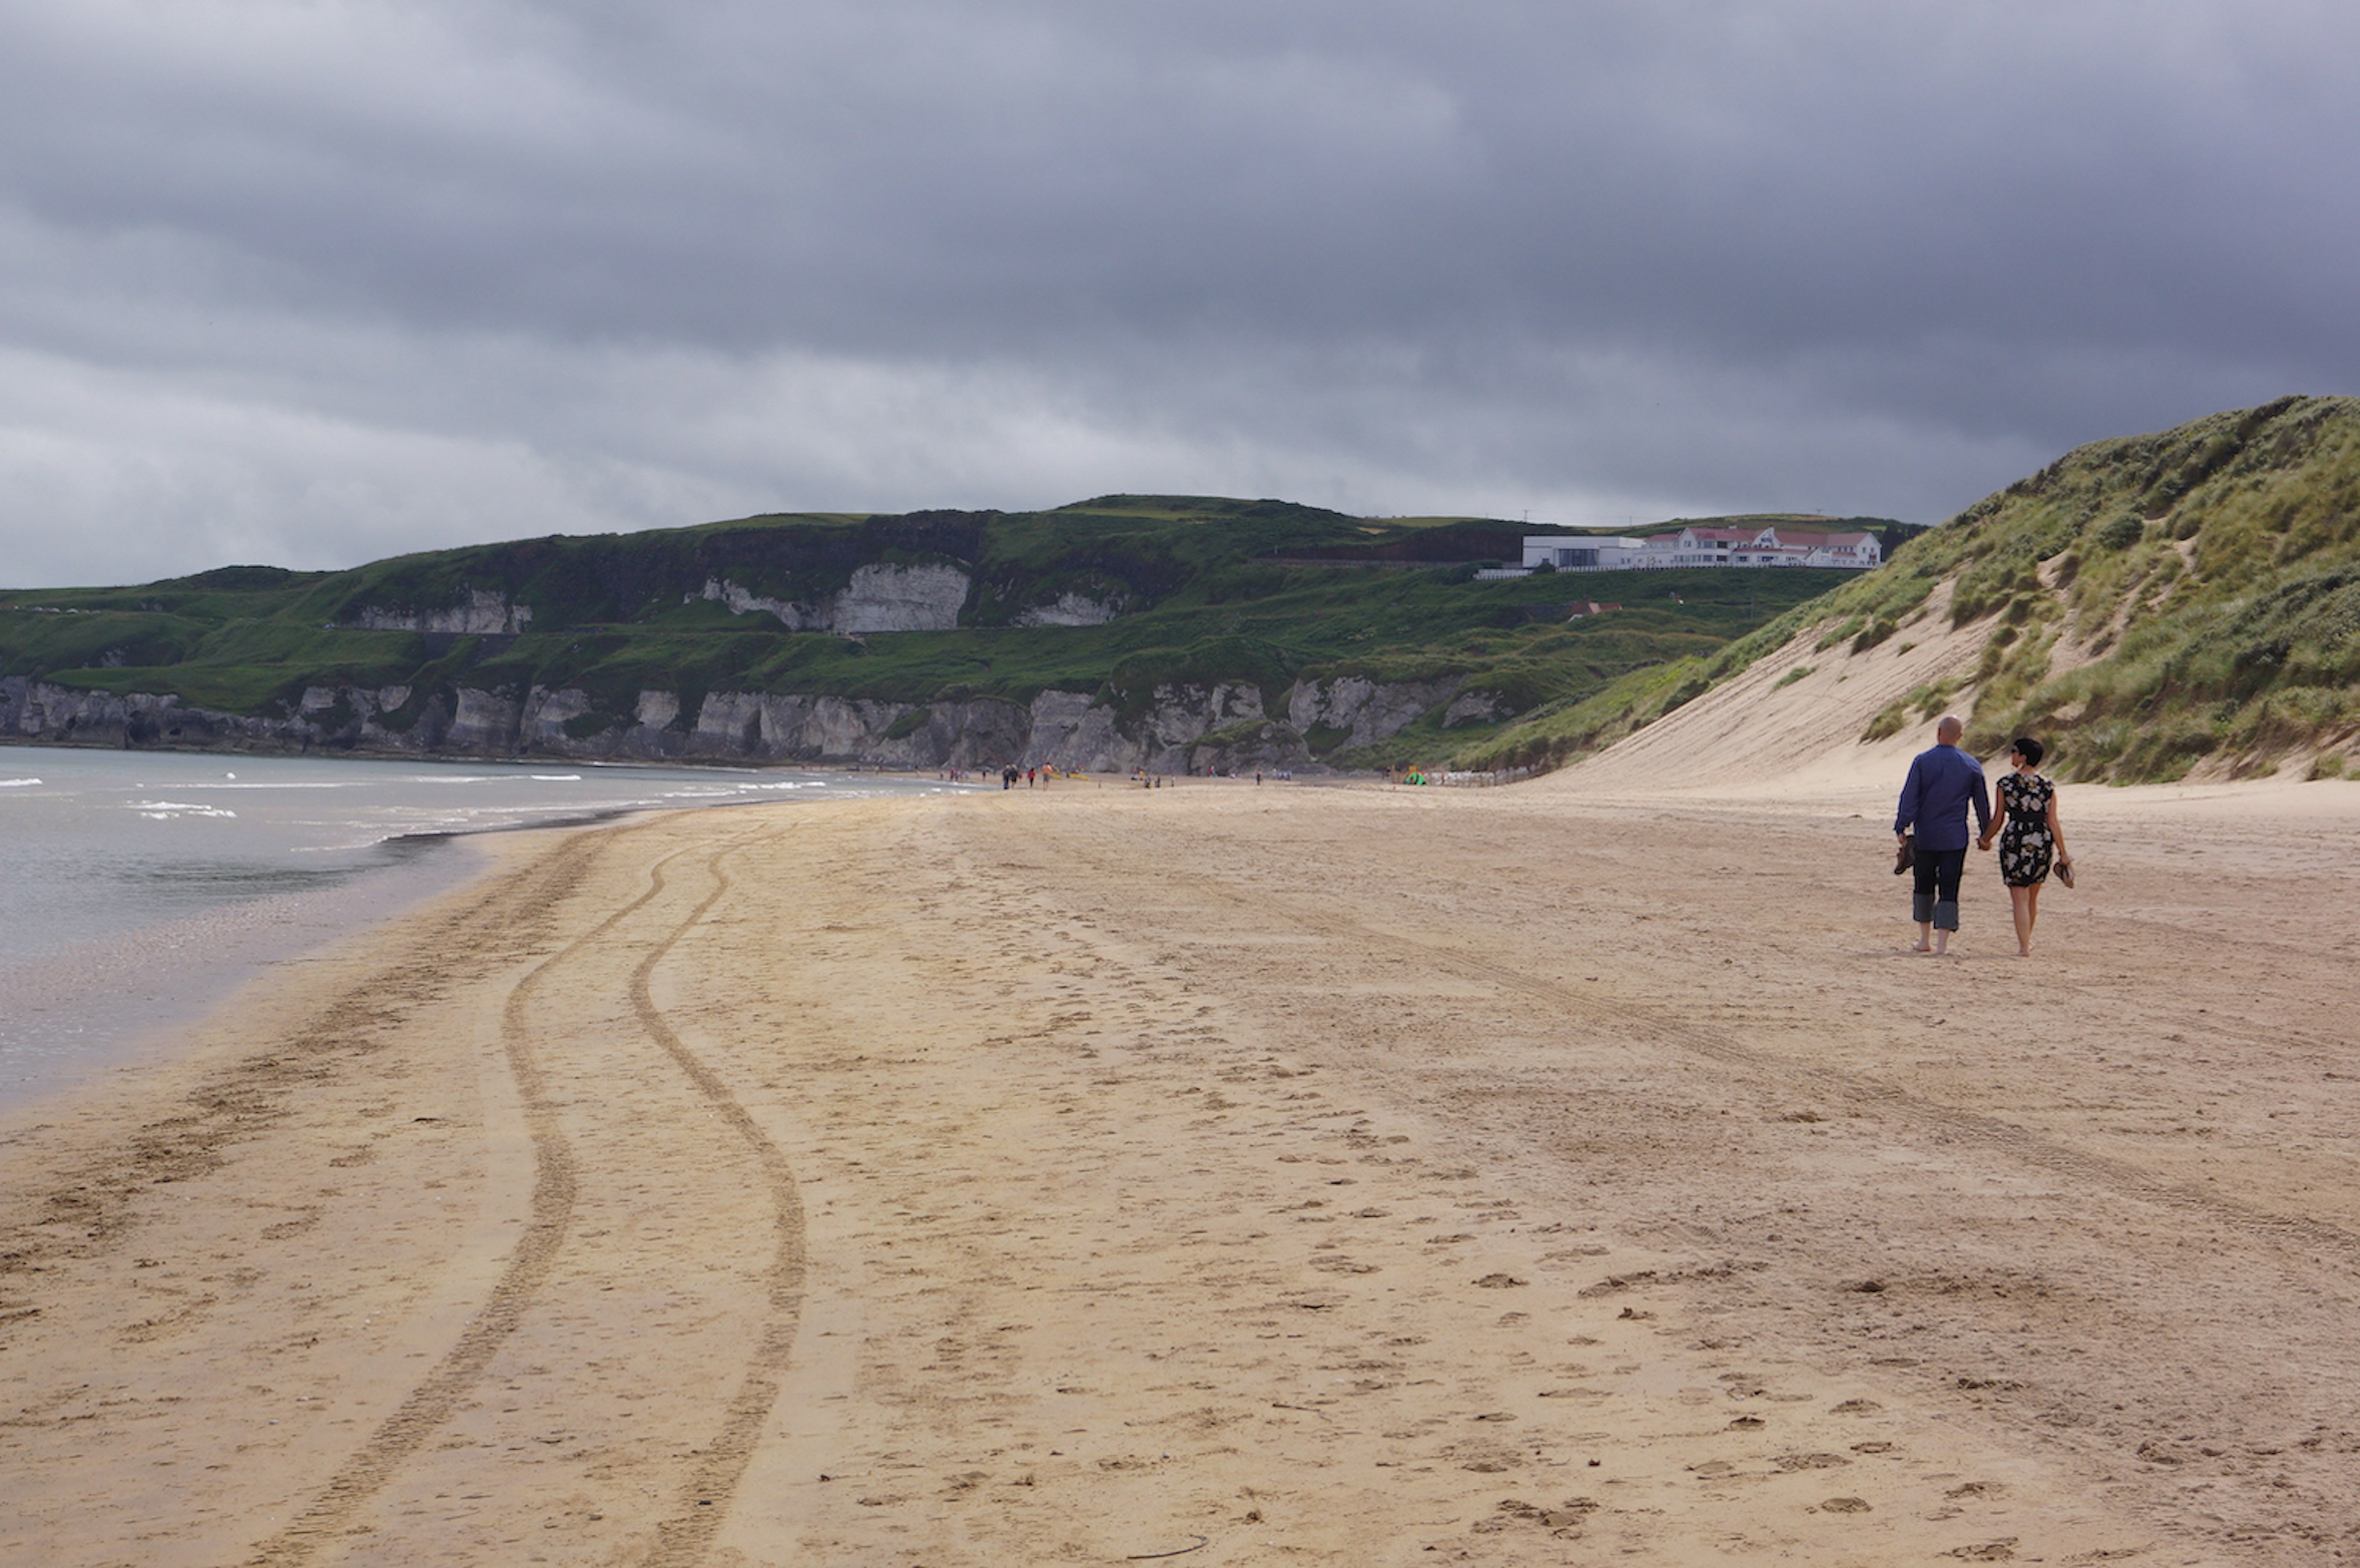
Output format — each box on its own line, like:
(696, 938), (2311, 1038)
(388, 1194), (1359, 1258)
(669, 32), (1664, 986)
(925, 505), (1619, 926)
(1, 823), (600, 1314)
(632, 845), (808, 1568)
(243, 829), (682, 1567)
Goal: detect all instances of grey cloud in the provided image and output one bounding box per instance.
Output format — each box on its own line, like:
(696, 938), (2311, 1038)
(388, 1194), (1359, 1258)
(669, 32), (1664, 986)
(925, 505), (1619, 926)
(0, 1), (2353, 584)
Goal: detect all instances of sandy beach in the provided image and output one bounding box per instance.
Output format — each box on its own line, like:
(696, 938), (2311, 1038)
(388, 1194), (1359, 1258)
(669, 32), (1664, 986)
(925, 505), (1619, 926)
(4, 759), (2358, 1566)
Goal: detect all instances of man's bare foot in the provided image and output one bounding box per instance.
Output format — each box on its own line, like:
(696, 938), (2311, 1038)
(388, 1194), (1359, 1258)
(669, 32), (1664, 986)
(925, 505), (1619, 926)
(2016, 948), (2032, 958)
(1910, 940), (1932, 953)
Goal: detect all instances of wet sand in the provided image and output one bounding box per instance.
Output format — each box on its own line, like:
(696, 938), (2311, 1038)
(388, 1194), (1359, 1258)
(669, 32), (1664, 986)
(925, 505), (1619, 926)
(2, 775), (2356, 1566)
(0, 836), (487, 1112)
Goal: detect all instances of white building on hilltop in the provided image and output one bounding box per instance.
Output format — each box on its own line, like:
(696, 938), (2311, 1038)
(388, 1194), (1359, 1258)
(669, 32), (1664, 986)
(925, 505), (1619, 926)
(1524, 523), (1880, 572)
(1520, 536), (1649, 570)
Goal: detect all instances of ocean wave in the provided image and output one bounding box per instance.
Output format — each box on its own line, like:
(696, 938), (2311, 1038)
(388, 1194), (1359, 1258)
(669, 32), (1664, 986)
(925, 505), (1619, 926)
(0, 778), (41, 788)
(130, 801), (240, 820)
(530, 775), (583, 782)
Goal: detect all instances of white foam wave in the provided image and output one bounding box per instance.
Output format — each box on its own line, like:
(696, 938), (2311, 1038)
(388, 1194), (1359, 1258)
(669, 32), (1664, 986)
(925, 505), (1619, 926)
(530, 775), (583, 782)
(130, 801), (240, 820)
(0, 778), (41, 788)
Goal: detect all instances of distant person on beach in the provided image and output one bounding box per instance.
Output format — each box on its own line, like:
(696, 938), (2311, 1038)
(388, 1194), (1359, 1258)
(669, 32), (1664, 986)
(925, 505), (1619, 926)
(1894, 714), (1991, 956)
(1977, 736), (2072, 958)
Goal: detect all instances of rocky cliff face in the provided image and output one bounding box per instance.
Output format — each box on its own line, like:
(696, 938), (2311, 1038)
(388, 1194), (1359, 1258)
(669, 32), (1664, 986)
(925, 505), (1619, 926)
(335, 563), (980, 641)
(697, 563), (972, 633)
(1287, 675), (1462, 747)
(344, 589), (535, 635)
(3, 668), (1466, 774)
(1012, 592), (1123, 627)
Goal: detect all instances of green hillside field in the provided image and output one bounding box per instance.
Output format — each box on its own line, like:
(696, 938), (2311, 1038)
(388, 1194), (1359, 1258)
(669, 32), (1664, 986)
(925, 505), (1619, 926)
(0, 499), (1908, 770)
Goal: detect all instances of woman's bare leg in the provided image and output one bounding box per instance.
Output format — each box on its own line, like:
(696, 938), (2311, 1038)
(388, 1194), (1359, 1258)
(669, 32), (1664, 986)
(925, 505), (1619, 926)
(2010, 885), (2035, 957)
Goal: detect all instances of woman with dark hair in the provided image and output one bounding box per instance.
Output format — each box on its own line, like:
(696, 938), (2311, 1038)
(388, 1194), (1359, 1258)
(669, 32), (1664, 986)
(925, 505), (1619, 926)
(1977, 736), (2072, 957)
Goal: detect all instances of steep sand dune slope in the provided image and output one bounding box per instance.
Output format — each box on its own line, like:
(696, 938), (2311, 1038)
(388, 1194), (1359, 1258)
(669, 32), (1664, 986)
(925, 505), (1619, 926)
(1490, 398), (2360, 792)
(1542, 582), (1997, 798)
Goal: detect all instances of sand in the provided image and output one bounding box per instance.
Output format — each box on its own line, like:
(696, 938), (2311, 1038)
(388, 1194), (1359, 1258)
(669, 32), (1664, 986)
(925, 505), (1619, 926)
(4, 758), (2358, 1566)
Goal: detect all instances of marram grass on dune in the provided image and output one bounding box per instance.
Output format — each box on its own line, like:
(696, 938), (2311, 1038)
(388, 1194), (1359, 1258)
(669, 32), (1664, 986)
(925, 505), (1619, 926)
(1466, 396), (2360, 784)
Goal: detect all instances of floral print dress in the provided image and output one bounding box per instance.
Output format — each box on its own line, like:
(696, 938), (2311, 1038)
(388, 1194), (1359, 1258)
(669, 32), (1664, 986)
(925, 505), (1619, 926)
(1997, 771), (2056, 887)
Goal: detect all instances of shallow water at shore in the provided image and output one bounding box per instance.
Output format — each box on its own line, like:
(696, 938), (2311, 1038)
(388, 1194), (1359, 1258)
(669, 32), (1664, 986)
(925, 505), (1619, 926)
(0, 747), (973, 1109)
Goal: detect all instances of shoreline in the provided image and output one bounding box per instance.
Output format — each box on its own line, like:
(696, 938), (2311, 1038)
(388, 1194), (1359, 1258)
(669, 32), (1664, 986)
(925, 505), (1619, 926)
(0, 748), (990, 1123)
(0, 832), (495, 1123)
(3, 777), (2355, 1564)
(0, 787), (855, 1125)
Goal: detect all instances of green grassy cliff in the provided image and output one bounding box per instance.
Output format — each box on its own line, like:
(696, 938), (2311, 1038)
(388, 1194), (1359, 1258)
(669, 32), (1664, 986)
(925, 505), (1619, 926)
(0, 498), (1887, 771)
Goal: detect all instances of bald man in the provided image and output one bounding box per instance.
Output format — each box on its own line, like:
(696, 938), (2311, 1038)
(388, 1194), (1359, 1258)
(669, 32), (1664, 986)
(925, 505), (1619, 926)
(1894, 714), (1991, 955)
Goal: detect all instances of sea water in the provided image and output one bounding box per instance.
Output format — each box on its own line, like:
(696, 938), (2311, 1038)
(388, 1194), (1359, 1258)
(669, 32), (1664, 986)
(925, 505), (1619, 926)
(0, 747), (972, 1110)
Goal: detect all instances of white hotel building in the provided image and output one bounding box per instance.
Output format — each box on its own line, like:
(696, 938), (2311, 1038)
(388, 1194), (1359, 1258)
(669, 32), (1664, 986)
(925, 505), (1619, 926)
(1522, 523), (1881, 572)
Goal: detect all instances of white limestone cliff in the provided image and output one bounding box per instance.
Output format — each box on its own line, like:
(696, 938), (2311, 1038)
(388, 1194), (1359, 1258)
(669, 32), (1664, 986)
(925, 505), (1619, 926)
(4, 669), (1471, 774)
(345, 589), (534, 635)
(699, 563), (972, 633)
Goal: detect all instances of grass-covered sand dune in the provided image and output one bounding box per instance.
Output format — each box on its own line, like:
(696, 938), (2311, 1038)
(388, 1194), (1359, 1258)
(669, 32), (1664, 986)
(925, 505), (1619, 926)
(1471, 395), (2360, 784)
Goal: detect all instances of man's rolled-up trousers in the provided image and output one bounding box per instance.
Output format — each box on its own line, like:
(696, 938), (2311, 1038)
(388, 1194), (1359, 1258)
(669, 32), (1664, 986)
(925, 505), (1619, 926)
(1912, 847), (1967, 931)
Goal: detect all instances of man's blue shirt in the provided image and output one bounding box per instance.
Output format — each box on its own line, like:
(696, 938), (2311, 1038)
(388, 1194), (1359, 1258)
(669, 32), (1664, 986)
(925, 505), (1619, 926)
(1895, 743), (1991, 852)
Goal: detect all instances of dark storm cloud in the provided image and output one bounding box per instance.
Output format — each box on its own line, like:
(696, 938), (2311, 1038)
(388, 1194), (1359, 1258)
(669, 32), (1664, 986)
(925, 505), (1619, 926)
(0, 1), (2352, 583)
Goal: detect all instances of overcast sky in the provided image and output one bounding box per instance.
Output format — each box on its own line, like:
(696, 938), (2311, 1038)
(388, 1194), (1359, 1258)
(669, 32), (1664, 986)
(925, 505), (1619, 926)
(1, 1), (2353, 586)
